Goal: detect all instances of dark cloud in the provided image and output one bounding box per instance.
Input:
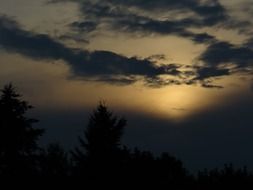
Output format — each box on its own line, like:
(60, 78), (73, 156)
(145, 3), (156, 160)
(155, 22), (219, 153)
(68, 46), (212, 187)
(245, 38), (253, 49)
(191, 33), (216, 44)
(0, 15), (78, 61)
(58, 0), (228, 27)
(49, 0), (222, 44)
(199, 41), (253, 68)
(71, 50), (182, 78)
(0, 16), (186, 87)
(111, 15), (216, 44)
(145, 77), (182, 88)
(86, 75), (138, 86)
(185, 40), (253, 87)
(70, 21), (97, 33)
(200, 82), (223, 89)
(108, 0), (228, 26)
(57, 34), (89, 44)
(84, 1), (219, 44)
(49, 0), (253, 46)
(195, 66), (230, 80)
(188, 66), (230, 89)
(1, 13), (250, 88)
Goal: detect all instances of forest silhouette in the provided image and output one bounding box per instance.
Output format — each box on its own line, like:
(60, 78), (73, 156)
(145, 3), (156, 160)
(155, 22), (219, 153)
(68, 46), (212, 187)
(0, 83), (252, 188)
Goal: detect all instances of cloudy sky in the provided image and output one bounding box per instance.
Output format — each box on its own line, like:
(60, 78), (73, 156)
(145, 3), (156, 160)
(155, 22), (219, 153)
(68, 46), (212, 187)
(1, 0), (253, 171)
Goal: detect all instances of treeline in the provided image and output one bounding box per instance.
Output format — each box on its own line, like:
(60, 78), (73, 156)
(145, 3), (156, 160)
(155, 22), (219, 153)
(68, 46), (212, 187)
(0, 84), (252, 188)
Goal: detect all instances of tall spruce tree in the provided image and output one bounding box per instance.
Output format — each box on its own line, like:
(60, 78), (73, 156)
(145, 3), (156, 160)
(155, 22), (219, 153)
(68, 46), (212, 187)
(0, 84), (43, 176)
(72, 102), (126, 178)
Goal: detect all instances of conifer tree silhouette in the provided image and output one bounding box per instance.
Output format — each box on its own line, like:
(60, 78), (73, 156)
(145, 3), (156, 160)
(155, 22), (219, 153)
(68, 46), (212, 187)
(73, 102), (126, 161)
(72, 102), (126, 180)
(0, 84), (43, 176)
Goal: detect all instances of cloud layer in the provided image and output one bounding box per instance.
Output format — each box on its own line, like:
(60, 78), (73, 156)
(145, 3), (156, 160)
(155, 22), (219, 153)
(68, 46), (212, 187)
(47, 0), (253, 88)
(0, 16), (190, 87)
(2, 0), (253, 88)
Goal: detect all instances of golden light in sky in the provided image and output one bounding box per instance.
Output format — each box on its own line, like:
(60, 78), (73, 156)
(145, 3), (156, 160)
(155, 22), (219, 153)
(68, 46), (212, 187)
(1, 50), (250, 123)
(0, 3), (251, 121)
(1, 0), (253, 172)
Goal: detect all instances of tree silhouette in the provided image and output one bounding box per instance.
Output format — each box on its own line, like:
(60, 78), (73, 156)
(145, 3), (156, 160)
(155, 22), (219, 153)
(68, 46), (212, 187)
(1, 83), (253, 187)
(72, 102), (126, 180)
(39, 143), (70, 177)
(72, 102), (126, 161)
(197, 164), (253, 189)
(0, 84), (43, 176)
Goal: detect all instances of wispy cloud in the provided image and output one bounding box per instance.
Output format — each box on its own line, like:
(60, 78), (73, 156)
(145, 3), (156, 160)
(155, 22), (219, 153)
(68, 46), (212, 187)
(0, 16), (192, 87)
(3, 0), (253, 89)
(48, 0), (232, 44)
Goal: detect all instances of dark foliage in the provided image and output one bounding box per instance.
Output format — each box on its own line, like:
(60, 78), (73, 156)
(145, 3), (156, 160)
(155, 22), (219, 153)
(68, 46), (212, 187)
(39, 143), (70, 177)
(72, 102), (126, 162)
(0, 84), (43, 176)
(196, 164), (253, 189)
(0, 83), (253, 188)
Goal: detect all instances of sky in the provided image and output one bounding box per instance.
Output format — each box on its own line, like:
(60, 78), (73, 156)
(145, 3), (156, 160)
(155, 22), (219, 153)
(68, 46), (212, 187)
(0, 0), (253, 171)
